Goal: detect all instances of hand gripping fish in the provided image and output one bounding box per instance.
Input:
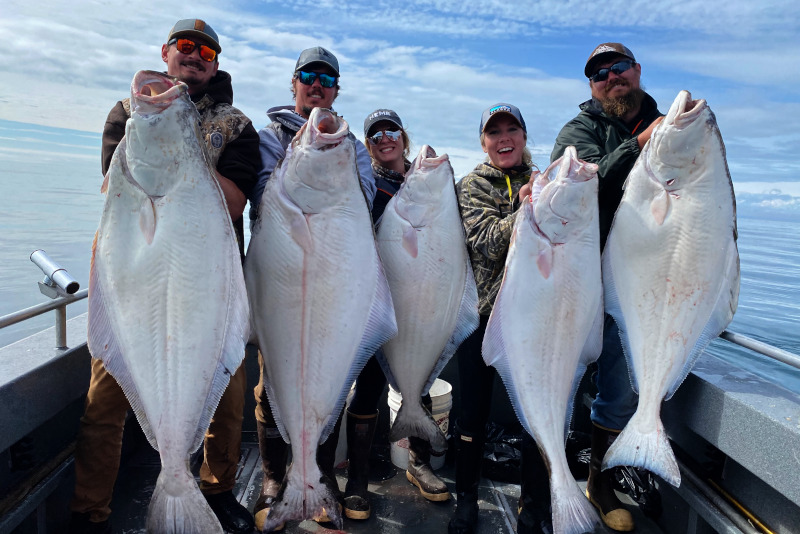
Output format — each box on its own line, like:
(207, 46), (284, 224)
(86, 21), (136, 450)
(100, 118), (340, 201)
(88, 71), (249, 533)
(244, 108), (397, 531)
(601, 90), (740, 486)
(375, 146), (479, 450)
(483, 146), (602, 534)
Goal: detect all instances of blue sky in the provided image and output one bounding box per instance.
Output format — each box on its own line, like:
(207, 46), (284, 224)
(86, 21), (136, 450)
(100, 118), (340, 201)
(2, 0), (799, 218)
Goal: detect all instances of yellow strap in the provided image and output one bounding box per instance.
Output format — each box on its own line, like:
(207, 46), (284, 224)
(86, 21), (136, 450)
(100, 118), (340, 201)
(505, 174), (513, 205)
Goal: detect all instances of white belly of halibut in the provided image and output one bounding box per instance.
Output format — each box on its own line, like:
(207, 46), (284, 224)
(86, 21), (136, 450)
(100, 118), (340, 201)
(88, 71), (248, 534)
(483, 146), (602, 534)
(375, 146), (479, 450)
(601, 90), (740, 487)
(245, 109), (397, 530)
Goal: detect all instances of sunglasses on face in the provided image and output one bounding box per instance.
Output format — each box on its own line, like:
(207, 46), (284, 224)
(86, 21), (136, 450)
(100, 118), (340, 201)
(367, 130), (402, 145)
(590, 60), (635, 83)
(295, 70), (338, 88)
(169, 38), (217, 62)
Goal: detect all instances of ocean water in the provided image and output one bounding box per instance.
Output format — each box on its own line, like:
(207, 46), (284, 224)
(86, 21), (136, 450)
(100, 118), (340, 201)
(1, 119), (799, 391)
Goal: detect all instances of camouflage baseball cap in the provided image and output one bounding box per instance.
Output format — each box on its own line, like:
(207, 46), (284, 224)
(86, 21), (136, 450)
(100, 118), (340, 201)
(167, 19), (221, 53)
(585, 43), (635, 78)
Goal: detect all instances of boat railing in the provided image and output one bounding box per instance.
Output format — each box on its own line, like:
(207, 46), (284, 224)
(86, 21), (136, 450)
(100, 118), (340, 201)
(2, 251), (800, 370)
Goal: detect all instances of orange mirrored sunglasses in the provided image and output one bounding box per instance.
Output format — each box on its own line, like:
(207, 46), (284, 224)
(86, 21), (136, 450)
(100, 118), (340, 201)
(168, 38), (217, 62)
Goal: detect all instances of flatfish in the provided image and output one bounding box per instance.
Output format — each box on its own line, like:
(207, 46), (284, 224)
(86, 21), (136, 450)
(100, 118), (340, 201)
(244, 108), (397, 531)
(483, 146), (602, 534)
(601, 90), (740, 486)
(375, 146), (479, 449)
(88, 70), (249, 533)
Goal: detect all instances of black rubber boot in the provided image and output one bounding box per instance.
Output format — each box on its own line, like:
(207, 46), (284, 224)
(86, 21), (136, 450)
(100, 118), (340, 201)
(447, 426), (484, 534)
(205, 490), (254, 534)
(586, 424), (634, 532)
(253, 420), (288, 532)
(343, 410), (379, 520)
(313, 410), (344, 524)
(517, 434), (553, 534)
(407, 436), (450, 502)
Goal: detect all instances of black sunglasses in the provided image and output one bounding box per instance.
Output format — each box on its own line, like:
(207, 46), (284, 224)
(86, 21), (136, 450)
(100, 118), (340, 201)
(590, 60), (635, 83)
(295, 70), (338, 88)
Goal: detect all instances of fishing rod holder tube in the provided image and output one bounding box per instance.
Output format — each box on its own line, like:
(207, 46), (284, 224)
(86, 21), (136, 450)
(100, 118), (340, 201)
(30, 249), (80, 299)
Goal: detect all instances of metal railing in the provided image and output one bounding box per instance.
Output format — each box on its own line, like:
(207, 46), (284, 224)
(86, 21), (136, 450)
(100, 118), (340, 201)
(0, 289), (89, 349)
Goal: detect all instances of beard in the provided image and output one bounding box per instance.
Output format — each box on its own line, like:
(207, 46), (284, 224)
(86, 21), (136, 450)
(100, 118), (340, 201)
(600, 86), (645, 118)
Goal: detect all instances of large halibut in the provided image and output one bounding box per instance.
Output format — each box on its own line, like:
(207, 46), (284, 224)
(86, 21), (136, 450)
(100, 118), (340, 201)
(88, 70), (249, 533)
(602, 90), (740, 486)
(375, 146), (479, 449)
(483, 146), (602, 534)
(245, 108), (397, 531)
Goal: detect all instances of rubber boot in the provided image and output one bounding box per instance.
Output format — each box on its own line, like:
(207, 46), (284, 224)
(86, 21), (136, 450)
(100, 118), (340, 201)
(517, 434), (553, 534)
(586, 424), (634, 532)
(343, 410), (379, 519)
(313, 410), (344, 524)
(407, 436), (450, 502)
(253, 420), (288, 532)
(447, 427), (484, 534)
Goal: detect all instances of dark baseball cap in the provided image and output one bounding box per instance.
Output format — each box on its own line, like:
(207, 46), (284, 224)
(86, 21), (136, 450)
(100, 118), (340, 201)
(295, 46), (340, 77)
(479, 103), (526, 136)
(167, 19), (221, 53)
(585, 43), (635, 78)
(364, 109), (403, 137)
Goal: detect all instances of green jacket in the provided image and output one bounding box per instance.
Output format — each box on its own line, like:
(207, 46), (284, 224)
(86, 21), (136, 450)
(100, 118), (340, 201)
(550, 92), (662, 250)
(456, 160), (532, 315)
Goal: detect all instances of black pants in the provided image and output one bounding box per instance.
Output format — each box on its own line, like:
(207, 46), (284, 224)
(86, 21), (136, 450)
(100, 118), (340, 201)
(454, 315), (495, 438)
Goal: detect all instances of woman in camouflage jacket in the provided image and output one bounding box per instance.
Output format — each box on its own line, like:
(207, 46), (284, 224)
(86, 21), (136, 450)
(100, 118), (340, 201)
(449, 104), (552, 534)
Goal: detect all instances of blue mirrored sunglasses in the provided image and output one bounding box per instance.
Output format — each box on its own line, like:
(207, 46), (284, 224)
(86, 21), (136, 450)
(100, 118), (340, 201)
(367, 130), (402, 145)
(296, 70), (338, 88)
(590, 60), (635, 83)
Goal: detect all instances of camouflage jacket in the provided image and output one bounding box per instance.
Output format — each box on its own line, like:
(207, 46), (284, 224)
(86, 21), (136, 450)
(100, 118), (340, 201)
(100, 70), (260, 256)
(456, 160), (532, 315)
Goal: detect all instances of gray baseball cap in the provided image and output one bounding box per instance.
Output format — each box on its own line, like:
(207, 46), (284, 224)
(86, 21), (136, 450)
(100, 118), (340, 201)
(479, 103), (526, 136)
(364, 109), (403, 137)
(295, 46), (340, 76)
(585, 43), (636, 78)
(167, 19), (221, 53)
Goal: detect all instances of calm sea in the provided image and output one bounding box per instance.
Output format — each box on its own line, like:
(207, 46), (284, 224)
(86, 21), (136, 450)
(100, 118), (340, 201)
(1, 119), (798, 391)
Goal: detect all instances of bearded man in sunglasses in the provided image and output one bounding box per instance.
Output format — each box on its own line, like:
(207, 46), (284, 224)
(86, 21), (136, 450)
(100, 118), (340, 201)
(246, 45), (375, 531)
(69, 19), (259, 534)
(549, 43), (665, 533)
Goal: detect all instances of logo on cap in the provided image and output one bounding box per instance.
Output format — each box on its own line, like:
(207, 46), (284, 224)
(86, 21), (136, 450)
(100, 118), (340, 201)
(489, 105), (512, 115)
(369, 111), (392, 120)
(194, 20), (206, 31)
(592, 45), (617, 56)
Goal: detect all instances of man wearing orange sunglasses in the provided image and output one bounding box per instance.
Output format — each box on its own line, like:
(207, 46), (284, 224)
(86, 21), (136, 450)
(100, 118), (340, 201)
(69, 18), (260, 534)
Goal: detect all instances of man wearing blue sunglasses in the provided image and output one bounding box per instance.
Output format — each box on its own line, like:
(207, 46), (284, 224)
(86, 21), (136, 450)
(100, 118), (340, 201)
(247, 45), (375, 531)
(550, 43), (665, 533)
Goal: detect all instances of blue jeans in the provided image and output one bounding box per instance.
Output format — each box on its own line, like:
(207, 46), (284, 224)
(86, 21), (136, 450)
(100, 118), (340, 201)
(590, 314), (639, 431)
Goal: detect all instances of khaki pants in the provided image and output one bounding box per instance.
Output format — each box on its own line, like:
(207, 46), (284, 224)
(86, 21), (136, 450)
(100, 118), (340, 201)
(70, 356), (246, 522)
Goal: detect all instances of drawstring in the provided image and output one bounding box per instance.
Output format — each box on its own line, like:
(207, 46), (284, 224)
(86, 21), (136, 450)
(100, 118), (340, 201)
(631, 119), (644, 135)
(505, 174), (513, 205)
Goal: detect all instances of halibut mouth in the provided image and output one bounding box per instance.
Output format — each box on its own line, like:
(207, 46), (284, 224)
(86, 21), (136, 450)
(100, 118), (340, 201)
(131, 70), (187, 113)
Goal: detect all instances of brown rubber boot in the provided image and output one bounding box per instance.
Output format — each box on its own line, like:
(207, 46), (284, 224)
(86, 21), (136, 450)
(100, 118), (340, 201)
(586, 424), (634, 532)
(253, 420), (288, 532)
(343, 410), (379, 519)
(407, 436), (450, 502)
